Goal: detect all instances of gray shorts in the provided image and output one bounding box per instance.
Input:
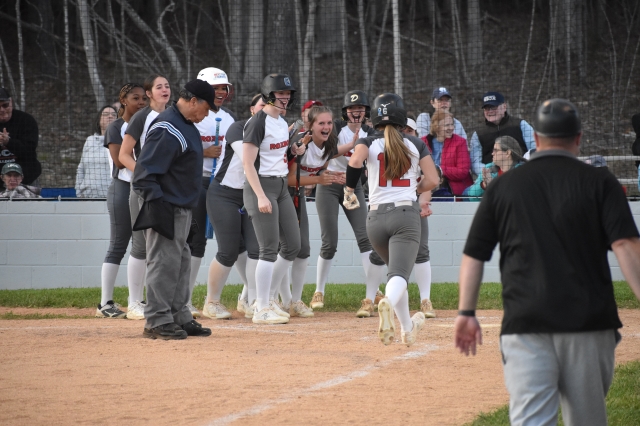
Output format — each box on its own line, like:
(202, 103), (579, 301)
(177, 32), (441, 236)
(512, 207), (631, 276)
(207, 179), (257, 267)
(416, 215), (430, 263)
(104, 178), (132, 264)
(366, 202), (421, 282)
(128, 186), (146, 260)
(243, 176), (301, 262)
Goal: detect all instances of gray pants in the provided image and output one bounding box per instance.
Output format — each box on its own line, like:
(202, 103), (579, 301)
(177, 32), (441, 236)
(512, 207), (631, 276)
(501, 330), (619, 426)
(143, 206), (193, 329)
(128, 187), (147, 260)
(188, 176), (210, 258)
(243, 176), (300, 262)
(285, 186), (310, 259)
(315, 182), (384, 265)
(416, 215), (430, 263)
(366, 202), (421, 282)
(104, 178), (131, 264)
(207, 179), (258, 266)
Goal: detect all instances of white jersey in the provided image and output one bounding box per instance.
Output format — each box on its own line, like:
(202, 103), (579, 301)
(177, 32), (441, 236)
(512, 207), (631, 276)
(243, 110), (290, 177)
(139, 110), (159, 151)
(298, 141), (330, 177)
(327, 125), (368, 173)
(215, 119), (246, 189)
(195, 108), (235, 175)
(359, 134), (430, 205)
(116, 122), (132, 182)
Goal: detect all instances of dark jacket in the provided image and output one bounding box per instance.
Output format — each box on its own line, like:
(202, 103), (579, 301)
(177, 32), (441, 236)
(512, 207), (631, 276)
(0, 109), (41, 188)
(476, 113), (528, 165)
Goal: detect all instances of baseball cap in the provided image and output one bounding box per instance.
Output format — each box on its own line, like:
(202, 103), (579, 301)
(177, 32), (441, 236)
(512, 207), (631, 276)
(184, 80), (216, 110)
(0, 88), (10, 101)
(482, 91), (505, 107)
(302, 100), (323, 113)
(196, 67), (232, 86)
(406, 118), (417, 131)
(2, 163), (23, 175)
(432, 87), (452, 100)
(583, 155), (607, 168)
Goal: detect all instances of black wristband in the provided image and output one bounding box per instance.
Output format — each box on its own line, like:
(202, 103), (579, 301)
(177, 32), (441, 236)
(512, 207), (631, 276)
(345, 164), (362, 188)
(458, 310), (476, 317)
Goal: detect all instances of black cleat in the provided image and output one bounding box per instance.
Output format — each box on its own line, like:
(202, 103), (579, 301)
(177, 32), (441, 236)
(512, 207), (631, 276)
(181, 320), (212, 337)
(143, 323), (188, 340)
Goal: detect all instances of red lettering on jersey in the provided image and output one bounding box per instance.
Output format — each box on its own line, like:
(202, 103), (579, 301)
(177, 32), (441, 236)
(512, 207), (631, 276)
(269, 141), (289, 150)
(201, 135), (225, 143)
(377, 153), (410, 187)
(300, 165), (323, 175)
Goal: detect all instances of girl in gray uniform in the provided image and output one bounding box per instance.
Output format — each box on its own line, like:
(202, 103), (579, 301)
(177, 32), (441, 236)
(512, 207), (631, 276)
(242, 73), (302, 325)
(118, 74), (171, 319)
(311, 90), (387, 317)
(96, 83), (148, 318)
(344, 93), (439, 346)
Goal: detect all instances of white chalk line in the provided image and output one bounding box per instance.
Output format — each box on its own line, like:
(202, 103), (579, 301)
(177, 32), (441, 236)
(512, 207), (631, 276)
(206, 343), (439, 426)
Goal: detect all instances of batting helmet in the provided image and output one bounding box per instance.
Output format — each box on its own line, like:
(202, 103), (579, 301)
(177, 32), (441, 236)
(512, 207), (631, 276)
(371, 93), (407, 128)
(341, 90), (370, 121)
(533, 98), (581, 138)
(261, 73), (296, 110)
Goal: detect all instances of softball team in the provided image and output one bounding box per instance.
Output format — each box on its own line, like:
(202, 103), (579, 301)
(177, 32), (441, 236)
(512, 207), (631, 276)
(345, 93), (439, 346)
(97, 83), (148, 318)
(116, 74), (171, 319)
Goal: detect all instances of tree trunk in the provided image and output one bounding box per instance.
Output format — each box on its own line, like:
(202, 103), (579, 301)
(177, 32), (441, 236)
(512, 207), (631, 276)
(391, 0), (402, 96)
(34, 0), (58, 77)
(357, 0), (371, 91)
(340, 0), (348, 92)
(77, 0), (106, 109)
(266, 0), (297, 76)
(467, 0), (482, 67)
(518, 0), (536, 114)
(315, 0), (342, 57)
(245, 0), (264, 92)
(64, 0), (72, 130)
(15, 0), (26, 110)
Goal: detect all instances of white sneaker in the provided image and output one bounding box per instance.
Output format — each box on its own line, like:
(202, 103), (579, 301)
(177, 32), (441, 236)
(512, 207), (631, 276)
(420, 299), (436, 318)
(237, 295), (251, 315)
(187, 302), (201, 318)
(126, 300), (145, 320)
(269, 300), (290, 319)
(252, 306), (289, 324)
(202, 298), (232, 320)
(290, 300), (314, 318)
(377, 298), (396, 345)
(401, 312), (426, 347)
(244, 301), (256, 319)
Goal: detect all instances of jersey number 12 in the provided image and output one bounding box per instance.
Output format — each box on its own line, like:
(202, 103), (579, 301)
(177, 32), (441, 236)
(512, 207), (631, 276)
(377, 153), (410, 187)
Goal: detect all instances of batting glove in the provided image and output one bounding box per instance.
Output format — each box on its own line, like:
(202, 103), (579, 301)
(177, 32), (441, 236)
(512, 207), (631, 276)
(343, 187), (360, 210)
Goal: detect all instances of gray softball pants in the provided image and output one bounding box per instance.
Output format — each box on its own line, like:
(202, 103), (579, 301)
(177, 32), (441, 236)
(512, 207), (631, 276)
(143, 206), (194, 329)
(207, 179), (258, 267)
(366, 202), (422, 282)
(128, 185), (147, 260)
(416, 215), (430, 263)
(501, 329), (619, 426)
(104, 178), (132, 264)
(315, 182), (385, 265)
(283, 186), (310, 259)
(188, 176), (210, 258)
(243, 176), (301, 262)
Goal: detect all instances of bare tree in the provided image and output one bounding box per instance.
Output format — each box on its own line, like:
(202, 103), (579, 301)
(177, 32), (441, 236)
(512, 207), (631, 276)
(266, 0), (296, 75)
(77, 0), (106, 109)
(340, 0), (348, 92)
(64, 0), (71, 130)
(295, 0), (318, 101)
(315, 0), (343, 57)
(391, 0), (402, 96)
(357, 0), (371, 92)
(467, 0), (482, 67)
(518, 0), (536, 114)
(15, 0), (26, 110)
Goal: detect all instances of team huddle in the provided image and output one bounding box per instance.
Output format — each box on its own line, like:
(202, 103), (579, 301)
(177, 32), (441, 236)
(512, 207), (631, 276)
(96, 66), (440, 346)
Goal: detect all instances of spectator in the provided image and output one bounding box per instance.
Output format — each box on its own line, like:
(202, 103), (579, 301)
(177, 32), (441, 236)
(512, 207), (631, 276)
(465, 135), (526, 198)
(0, 88), (41, 189)
(469, 91), (534, 175)
(404, 115), (418, 137)
(75, 106), (118, 198)
(416, 87), (467, 141)
(431, 165), (453, 201)
(583, 155), (607, 168)
(423, 110), (472, 195)
(300, 100), (323, 132)
(0, 163), (40, 198)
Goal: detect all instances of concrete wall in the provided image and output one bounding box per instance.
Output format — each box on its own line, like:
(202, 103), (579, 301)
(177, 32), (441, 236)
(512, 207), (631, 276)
(1, 200), (638, 290)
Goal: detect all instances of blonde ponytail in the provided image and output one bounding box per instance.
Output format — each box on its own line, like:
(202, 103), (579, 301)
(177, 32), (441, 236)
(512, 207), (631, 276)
(383, 125), (413, 181)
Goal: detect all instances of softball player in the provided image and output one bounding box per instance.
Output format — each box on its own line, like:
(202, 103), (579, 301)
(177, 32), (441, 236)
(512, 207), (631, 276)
(97, 83), (148, 318)
(242, 73), (302, 324)
(345, 93), (439, 346)
(202, 94), (264, 320)
(312, 90), (387, 316)
(188, 67), (238, 319)
(118, 74), (171, 319)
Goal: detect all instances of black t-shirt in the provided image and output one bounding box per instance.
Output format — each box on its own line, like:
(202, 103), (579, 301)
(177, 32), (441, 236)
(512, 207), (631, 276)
(464, 150), (639, 335)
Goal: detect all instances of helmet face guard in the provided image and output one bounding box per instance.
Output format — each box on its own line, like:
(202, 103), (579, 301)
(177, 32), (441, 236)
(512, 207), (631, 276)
(371, 93), (407, 128)
(342, 90), (371, 121)
(261, 73), (297, 111)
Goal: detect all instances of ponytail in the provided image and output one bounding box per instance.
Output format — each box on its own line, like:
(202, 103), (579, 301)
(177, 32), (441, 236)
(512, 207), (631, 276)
(383, 125), (413, 181)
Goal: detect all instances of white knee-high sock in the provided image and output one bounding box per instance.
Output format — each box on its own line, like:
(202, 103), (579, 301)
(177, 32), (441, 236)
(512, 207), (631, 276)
(189, 256), (203, 302)
(315, 256), (333, 294)
(246, 257), (258, 304)
(270, 255), (293, 300)
(385, 276), (412, 332)
(279, 272), (292, 306)
(101, 263), (120, 306)
(414, 261), (432, 300)
(126, 256), (146, 305)
(235, 251), (249, 285)
(362, 251), (386, 301)
(207, 259), (232, 302)
(256, 260), (275, 311)
(291, 257), (308, 302)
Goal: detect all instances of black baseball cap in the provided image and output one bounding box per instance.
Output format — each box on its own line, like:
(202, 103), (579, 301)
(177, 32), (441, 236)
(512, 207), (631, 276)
(432, 87), (452, 100)
(0, 88), (10, 101)
(482, 91), (505, 107)
(184, 80), (216, 110)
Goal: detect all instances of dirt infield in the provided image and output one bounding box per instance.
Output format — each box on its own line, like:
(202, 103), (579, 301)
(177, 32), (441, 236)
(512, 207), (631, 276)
(1, 308), (639, 426)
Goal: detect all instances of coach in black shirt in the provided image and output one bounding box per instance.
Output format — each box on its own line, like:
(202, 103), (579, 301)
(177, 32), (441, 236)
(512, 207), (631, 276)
(455, 99), (640, 426)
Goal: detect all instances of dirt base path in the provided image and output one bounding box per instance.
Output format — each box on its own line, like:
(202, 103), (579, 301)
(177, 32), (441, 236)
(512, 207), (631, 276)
(1, 309), (639, 426)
